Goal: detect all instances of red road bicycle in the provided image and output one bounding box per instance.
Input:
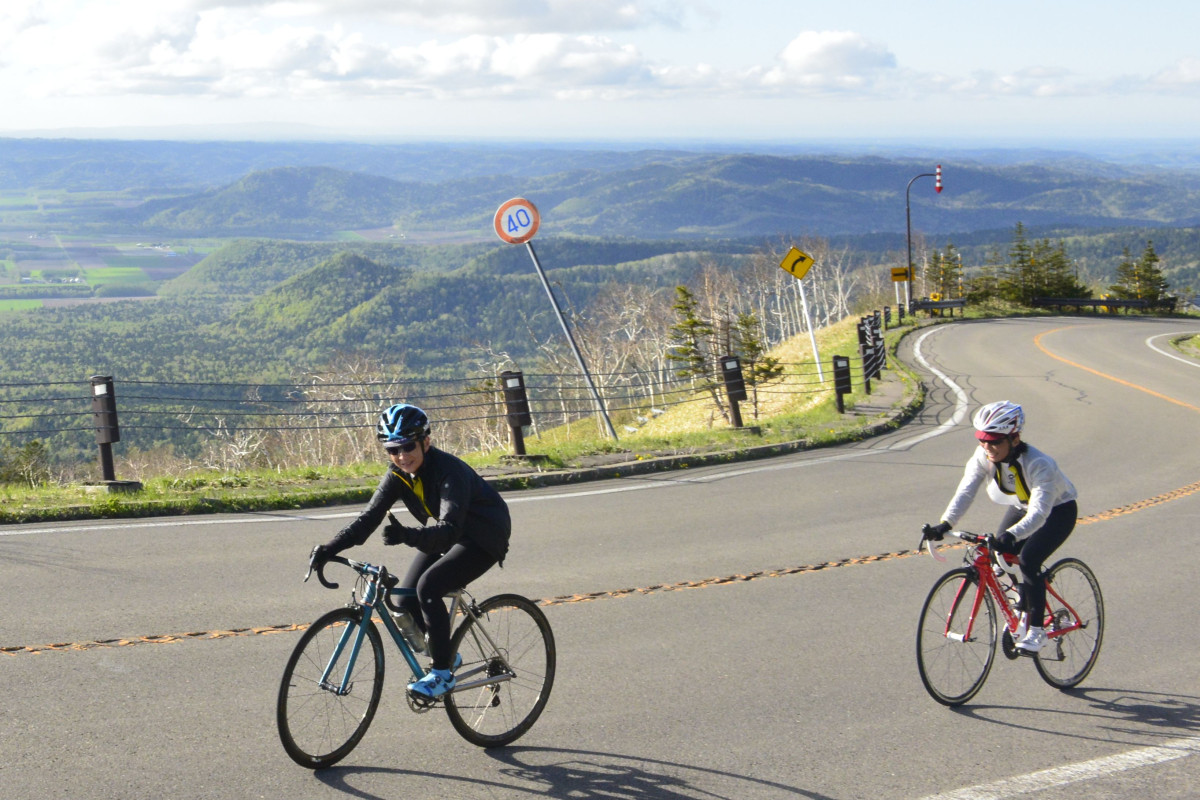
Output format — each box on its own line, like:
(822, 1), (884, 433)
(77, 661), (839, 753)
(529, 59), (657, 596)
(915, 526), (1104, 706)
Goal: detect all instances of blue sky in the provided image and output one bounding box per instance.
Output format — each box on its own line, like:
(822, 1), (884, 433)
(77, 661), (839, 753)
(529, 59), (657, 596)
(2, 0), (1198, 143)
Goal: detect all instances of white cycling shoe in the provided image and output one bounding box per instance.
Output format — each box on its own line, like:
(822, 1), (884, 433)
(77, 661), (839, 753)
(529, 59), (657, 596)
(1015, 626), (1047, 654)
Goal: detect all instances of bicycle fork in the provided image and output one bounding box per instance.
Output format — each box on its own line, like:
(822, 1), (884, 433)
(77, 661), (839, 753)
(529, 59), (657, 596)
(319, 611), (370, 696)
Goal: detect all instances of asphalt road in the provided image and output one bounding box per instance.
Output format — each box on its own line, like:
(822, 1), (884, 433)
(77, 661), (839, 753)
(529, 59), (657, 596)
(4, 315), (1200, 800)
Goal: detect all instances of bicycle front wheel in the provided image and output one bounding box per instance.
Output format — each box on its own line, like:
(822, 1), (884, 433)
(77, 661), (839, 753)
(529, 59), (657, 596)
(1035, 558), (1104, 689)
(445, 593), (556, 747)
(277, 607), (385, 769)
(917, 567), (998, 706)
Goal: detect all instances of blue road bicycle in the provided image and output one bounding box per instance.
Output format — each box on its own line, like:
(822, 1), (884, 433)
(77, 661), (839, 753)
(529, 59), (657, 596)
(277, 553), (556, 768)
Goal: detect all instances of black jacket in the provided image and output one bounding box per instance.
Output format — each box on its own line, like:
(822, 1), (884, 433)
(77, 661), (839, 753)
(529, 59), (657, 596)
(327, 447), (510, 564)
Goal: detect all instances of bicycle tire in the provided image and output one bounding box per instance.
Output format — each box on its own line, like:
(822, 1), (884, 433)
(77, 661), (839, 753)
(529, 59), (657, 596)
(445, 593), (556, 747)
(1034, 558), (1104, 689)
(917, 567), (998, 706)
(277, 607), (385, 769)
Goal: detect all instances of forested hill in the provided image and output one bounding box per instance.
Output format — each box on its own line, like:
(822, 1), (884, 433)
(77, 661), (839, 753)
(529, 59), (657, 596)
(89, 155), (1200, 239)
(158, 239), (487, 297)
(0, 238), (732, 384)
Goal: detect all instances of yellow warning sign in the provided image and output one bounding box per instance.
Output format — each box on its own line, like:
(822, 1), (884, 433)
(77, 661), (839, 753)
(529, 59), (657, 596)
(780, 247), (814, 280)
(891, 267), (910, 282)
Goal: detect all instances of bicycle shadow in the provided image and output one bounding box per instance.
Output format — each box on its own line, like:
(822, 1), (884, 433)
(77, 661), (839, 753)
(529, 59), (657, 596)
(946, 685), (1200, 745)
(313, 744), (835, 800)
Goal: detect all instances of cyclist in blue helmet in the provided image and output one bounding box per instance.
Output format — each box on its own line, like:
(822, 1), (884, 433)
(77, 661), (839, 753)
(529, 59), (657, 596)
(311, 403), (511, 698)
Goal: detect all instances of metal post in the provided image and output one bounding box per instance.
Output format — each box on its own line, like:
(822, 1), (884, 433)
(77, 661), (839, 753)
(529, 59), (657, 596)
(719, 356), (748, 429)
(796, 278), (824, 382)
(90, 375), (119, 482)
(499, 370), (533, 456)
(524, 242), (618, 441)
(905, 169), (940, 310)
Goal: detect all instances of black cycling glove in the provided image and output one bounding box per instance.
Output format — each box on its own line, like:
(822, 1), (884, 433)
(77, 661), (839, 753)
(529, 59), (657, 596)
(923, 521), (952, 541)
(310, 544), (333, 569)
(382, 522), (419, 547)
(994, 532), (1020, 554)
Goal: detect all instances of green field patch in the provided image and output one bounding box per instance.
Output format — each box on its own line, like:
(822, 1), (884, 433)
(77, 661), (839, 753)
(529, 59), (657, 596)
(83, 266), (148, 285)
(103, 255), (180, 269)
(0, 299), (43, 311)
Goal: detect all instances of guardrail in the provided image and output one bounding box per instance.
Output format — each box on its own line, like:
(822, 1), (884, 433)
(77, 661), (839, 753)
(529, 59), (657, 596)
(1, 311), (901, 479)
(1031, 297), (1177, 313)
(909, 298), (967, 317)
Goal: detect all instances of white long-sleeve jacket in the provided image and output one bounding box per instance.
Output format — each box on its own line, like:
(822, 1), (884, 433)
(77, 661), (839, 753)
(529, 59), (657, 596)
(940, 442), (1077, 540)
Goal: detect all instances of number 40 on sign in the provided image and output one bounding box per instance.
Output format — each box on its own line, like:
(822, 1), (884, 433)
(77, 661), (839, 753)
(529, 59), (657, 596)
(494, 198), (541, 245)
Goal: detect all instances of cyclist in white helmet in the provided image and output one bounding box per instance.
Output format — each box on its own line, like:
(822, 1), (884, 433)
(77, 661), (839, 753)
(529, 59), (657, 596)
(924, 400), (1078, 654)
(311, 403), (511, 698)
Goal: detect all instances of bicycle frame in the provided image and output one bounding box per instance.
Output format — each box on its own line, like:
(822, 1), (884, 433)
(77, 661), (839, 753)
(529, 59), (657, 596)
(931, 535), (1085, 645)
(314, 559), (515, 698)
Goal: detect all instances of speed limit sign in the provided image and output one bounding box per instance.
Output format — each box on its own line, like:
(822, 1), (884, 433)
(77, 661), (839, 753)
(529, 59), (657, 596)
(494, 198), (540, 244)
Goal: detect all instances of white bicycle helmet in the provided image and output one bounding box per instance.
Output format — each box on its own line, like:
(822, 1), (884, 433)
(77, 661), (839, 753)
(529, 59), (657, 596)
(973, 400), (1024, 441)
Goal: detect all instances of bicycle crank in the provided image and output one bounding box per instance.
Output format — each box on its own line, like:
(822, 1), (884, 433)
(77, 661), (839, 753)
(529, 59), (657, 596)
(406, 691), (439, 713)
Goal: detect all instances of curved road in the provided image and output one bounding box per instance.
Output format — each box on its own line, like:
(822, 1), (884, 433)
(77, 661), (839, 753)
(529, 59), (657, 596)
(4, 316), (1200, 799)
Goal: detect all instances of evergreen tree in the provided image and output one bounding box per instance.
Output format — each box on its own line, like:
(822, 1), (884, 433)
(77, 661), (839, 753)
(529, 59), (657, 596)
(927, 243), (963, 299)
(1036, 239), (1090, 298)
(1000, 222), (1036, 304)
(1110, 240), (1169, 303)
(732, 311), (784, 419)
(667, 285), (727, 420)
(965, 247), (1003, 303)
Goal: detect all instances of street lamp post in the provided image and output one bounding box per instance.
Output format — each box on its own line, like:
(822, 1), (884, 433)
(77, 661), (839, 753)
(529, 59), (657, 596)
(905, 165), (942, 309)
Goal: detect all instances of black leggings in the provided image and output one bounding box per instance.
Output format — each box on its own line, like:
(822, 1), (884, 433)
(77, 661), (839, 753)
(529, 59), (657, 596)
(399, 541), (497, 670)
(997, 500), (1077, 625)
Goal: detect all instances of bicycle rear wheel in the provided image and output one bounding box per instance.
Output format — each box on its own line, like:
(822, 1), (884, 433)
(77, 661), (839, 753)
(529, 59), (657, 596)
(1034, 558), (1104, 689)
(277, 607), (385, 769)
(917, 567), (998, 706)
(445, 593), (555, 747)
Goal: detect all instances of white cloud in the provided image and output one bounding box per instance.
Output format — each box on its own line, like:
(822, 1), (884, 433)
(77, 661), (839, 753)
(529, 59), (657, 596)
(1151, 57), (1200, 88)
(756, 31), (897, 90)
(4, 1), (1200, 123)
(189, 0), (690, 34)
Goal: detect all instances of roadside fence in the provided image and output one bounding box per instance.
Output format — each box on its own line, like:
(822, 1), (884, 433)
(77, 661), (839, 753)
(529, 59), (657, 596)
(1, 317), (893, 480)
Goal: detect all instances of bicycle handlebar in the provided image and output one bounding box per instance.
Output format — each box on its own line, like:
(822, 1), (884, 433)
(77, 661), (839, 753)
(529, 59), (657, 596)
(305, 550), (347, 589)
(304, 551), (398, 599)
(919, 527), (990, 562)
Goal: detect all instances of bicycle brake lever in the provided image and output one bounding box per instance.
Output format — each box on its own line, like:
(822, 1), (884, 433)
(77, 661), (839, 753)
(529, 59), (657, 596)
(923, 536), (947, 562)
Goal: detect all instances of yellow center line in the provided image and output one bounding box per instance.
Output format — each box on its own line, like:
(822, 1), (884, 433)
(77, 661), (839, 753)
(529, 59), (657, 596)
(1034, 326), (1200, 414)
(10, 474), (1200, 656)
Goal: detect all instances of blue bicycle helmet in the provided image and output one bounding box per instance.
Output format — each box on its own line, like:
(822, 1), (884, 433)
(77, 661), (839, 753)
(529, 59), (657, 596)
(376, 403), (430, 444)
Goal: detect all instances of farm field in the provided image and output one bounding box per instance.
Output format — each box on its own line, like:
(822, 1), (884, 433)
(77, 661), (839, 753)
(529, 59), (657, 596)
(0, 234), (211, 299)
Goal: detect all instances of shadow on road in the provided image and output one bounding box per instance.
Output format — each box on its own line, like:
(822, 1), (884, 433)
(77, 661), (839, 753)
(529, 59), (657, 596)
(313, 744), (837, 800)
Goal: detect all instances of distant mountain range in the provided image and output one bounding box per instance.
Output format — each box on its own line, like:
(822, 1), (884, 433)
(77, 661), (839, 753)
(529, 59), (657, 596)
(4, 138), (1200, 240)
(106, 157), (1200, 240)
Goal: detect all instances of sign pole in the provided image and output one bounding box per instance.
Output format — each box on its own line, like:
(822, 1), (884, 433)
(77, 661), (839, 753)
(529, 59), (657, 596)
(796, 279), (824, 382)
(779, 247), (824, 382)
(494, 198), (618, 441)
(523, 241), (618, 441)
(905, 164), (943, 311)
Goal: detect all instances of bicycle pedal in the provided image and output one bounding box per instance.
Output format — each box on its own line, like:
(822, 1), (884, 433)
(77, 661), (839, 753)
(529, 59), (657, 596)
(405, 692), (440, 712)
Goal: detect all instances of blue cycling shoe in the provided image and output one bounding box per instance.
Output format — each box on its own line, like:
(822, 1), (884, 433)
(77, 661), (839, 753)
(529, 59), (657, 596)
(427, 652), (462, 671)
(408, 667), (456, 698)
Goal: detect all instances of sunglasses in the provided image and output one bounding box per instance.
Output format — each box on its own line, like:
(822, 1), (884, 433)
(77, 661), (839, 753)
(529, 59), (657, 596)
(384, 441), (421, 455)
